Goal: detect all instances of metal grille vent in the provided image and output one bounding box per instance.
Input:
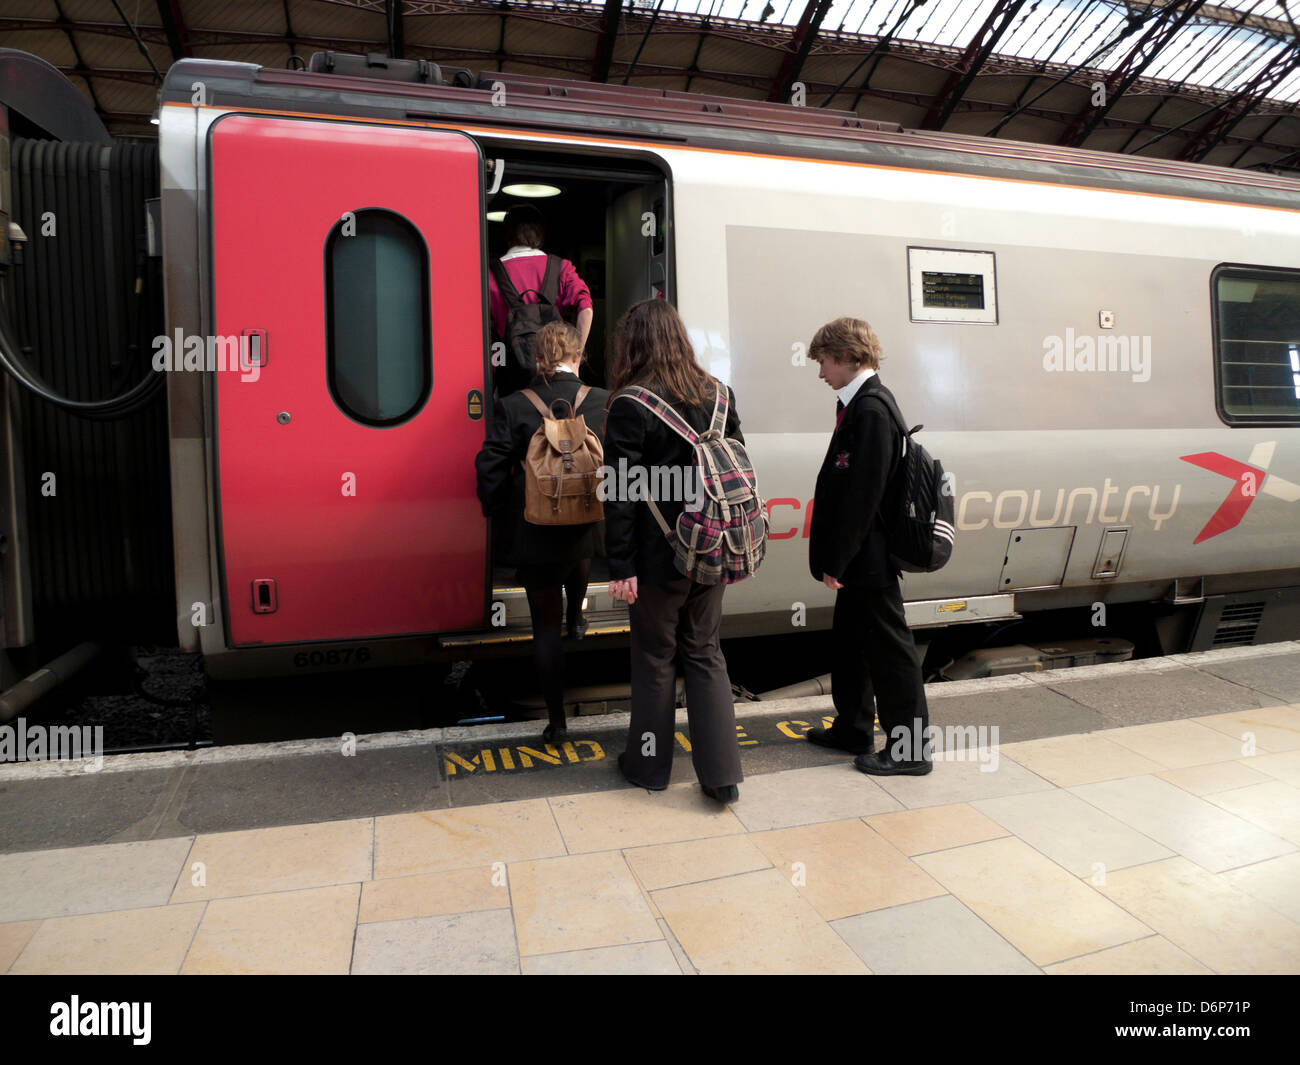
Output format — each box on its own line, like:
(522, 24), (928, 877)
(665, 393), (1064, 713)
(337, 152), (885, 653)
(9, 137), (172, 649)
(1211, 602), (1265, 647)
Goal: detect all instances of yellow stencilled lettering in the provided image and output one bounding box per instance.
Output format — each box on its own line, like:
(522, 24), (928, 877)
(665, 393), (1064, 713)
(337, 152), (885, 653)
(481, 749), (497, 772)
(777, 720), (811, 739)
(736, 724), (757, 747)
(444, 751), (482, 775)
(573, 740), (604, 761)
(822, 715), (835, 729)
(561, 741), (580, 763)
(675, 731), (692, 752)
(516, 745), (562, 767)
(499, 748), (515, 770)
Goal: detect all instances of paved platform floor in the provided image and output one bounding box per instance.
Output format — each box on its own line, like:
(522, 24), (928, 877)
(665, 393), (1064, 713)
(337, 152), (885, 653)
(2, 644), (1299, 974)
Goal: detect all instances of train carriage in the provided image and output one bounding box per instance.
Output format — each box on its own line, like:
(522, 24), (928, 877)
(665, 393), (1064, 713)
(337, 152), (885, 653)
(155, 54), (1300, 681)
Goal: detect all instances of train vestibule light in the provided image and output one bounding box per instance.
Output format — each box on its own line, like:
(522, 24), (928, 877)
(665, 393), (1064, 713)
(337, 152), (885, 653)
(501, 183), (561, 198)
(486, 210), (507, 222)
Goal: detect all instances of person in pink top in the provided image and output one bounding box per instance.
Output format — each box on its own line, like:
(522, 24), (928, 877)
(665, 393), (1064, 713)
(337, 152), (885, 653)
(488, 205), (594, 396)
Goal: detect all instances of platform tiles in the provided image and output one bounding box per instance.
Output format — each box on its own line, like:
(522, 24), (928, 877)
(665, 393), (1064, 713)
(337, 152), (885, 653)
(2, 703), (1299, 975)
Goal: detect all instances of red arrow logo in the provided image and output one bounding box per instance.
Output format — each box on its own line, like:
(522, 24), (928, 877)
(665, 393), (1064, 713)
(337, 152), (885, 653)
(1179, 452), (1267, 544)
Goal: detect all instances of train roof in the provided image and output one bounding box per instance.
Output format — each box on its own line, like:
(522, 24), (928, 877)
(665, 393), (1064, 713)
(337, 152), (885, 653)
(161, 56), (1300, 213)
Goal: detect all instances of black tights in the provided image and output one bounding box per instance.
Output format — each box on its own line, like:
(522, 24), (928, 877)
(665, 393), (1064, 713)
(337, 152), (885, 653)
(523, 559), (590, 729)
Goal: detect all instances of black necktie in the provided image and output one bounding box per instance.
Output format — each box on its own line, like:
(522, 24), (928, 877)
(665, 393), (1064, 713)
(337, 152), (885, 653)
(835, 398), (845, 431)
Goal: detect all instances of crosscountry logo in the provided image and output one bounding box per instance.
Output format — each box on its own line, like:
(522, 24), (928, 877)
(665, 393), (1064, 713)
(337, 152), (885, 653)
(1180, 442), (1300, 543)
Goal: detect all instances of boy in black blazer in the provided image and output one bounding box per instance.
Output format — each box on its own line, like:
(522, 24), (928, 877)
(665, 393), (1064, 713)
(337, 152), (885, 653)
(805, 317), (931, 775)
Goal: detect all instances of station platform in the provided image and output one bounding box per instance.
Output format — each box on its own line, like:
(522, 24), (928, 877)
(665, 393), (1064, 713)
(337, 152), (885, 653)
(2, 642), (1299, 975)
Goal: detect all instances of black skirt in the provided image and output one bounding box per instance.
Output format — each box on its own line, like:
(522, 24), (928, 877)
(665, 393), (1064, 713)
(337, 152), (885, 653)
(513, 558), (591, 587)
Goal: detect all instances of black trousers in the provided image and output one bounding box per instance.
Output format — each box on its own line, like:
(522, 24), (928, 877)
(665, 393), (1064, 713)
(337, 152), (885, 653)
(520, 558), (590, 728)
(828, 580), (930, 759)
(620, 577), (742, 790)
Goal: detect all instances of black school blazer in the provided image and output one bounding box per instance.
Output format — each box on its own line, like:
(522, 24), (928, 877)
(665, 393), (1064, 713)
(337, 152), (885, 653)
(475, 372), (610, 568)
(808, 374), (905, 588)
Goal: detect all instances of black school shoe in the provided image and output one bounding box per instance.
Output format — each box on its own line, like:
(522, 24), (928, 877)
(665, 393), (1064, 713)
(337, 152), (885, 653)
(700, 783), (739, 805)
(806, 726), (874, 756)
(617, 752), (668, 791)
(853, 749), (933, 776)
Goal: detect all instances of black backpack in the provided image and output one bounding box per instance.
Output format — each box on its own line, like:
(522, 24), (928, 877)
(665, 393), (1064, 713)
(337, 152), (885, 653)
(868, 389), (955, 574)
(490, 255), (563, 378)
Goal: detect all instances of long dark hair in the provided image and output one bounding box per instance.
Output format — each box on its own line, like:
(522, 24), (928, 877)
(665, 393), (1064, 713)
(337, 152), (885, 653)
(610, 299), (717, 407)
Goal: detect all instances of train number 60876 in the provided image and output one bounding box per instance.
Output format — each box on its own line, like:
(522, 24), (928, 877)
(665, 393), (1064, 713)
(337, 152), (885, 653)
(292, 647), (372, 668)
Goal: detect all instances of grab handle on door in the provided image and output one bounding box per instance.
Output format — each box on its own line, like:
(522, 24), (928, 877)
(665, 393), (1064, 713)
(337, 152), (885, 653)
(242, 329), (268, 369)
(251, 578), (278, 614)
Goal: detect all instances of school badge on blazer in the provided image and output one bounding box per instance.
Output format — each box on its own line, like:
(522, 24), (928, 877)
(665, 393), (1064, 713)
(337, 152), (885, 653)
(834, 451), (850, 469)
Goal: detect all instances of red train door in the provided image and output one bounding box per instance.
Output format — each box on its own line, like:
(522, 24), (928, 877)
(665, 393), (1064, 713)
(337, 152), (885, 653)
(209, 115), (487, 646)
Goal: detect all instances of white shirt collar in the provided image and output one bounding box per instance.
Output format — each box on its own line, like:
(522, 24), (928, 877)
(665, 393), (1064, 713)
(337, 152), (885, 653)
(836, 367), (876, 408)
(552, 363), (577, 375)
(502, 244), (546, 260)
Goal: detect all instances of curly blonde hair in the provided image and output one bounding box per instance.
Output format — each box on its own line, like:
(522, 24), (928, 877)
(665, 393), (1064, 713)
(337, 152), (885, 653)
(808, 317), (884, 369)
(532, 321), (583, 379)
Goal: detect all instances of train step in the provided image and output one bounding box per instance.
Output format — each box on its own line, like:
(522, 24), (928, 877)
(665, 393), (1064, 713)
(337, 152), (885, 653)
(439, 589), (629, 648)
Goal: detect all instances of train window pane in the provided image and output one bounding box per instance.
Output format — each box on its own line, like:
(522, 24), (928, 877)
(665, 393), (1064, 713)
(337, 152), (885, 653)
(326, 209), (431, 425)
(1215, 268), (1300, 424)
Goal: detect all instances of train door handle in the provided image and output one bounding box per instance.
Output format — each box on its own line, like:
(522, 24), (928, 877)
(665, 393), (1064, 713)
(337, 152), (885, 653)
(242, 329), (268, 368)
(251, 578), (278, 613)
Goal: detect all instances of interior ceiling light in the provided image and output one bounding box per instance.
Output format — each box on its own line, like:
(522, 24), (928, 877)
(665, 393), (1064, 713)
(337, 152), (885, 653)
(486, 210), (507, 222)
(501, 183), (561, 198)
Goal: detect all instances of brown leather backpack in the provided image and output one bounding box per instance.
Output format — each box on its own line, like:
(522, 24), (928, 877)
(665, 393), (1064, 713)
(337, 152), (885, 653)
(519, 385), (605, 526)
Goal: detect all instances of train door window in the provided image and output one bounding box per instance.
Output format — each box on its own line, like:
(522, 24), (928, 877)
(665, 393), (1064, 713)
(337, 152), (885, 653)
(1214, 265), (1300, 425)
(325, 208), (432, 426)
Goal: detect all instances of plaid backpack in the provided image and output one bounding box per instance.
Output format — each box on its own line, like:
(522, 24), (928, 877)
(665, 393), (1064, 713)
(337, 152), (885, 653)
(614, 384), (768, 585)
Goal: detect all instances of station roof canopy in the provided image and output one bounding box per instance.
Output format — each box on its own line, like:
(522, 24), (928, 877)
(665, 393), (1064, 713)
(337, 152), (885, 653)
(2, 0), (1298, 174)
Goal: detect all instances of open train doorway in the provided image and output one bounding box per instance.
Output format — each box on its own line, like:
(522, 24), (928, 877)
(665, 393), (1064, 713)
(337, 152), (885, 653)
(478, 148), (671, 614)
(483, 149), (670, 390)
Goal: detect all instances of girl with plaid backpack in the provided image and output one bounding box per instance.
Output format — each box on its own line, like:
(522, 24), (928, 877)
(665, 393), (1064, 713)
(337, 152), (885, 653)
(604, 300), (761, 805)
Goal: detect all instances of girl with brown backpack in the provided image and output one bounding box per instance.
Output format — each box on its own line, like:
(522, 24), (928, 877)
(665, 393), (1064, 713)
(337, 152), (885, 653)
(475, 322), (609, 742)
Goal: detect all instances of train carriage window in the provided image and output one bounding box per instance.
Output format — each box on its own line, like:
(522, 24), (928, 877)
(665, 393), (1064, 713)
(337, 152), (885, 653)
(325, 209), (431, 426)
(1214, 266), (1300, 425)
